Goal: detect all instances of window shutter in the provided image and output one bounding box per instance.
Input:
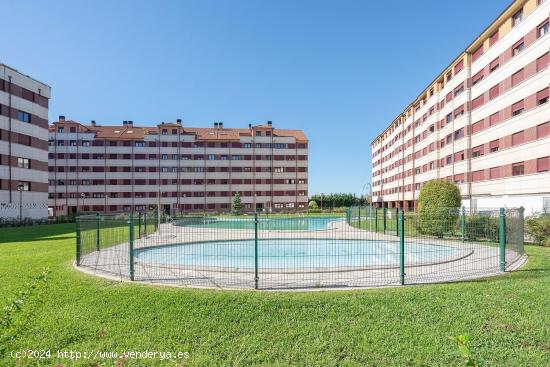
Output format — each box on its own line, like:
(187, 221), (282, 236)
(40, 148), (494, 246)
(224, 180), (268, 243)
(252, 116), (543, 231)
(490, 58), (499, 70)
(511, 68), (524, 86)
(472, 95), (484, 110)
(537, 88), (549, 101)
(454, 59), (464, 74)
(512, 131), (525, 146)
(489, 112), (499, 126)
(538, 157), (550, 172)
(512, 100), (524, 113)
(472, 70), (484, 84)
(490, 167), (500, 179)
(537, 122), (550, 138)
(537, 52), (549, 71)
(489, 84), (499, 99)
(489, 140), (499, 149)
(472, 170), (484, 181)
(472, 45), (484, 62)
(489, 31), (499, 46)
(472, 120), (483, 134)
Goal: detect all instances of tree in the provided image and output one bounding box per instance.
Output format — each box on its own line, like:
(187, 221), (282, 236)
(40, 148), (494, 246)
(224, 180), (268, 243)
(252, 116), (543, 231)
(232, 192), (243, 215)
(417, 180), (461, 237)
(308, 200), (318, 209)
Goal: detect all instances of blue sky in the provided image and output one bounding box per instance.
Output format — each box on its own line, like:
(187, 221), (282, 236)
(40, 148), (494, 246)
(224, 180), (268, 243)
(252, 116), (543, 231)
(4, 0), (510, 195)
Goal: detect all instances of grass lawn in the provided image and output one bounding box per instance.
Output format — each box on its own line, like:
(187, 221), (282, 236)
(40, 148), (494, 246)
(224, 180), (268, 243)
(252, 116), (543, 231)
(1, 224), (549, 366)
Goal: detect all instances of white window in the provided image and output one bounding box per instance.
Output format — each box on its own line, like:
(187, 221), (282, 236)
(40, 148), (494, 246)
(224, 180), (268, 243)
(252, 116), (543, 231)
(17, 158), (30, 168)
(18, 182), (30, 191)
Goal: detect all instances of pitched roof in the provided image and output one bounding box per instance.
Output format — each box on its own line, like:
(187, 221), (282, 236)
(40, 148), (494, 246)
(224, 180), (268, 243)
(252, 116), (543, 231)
(50, 120), (307, 142)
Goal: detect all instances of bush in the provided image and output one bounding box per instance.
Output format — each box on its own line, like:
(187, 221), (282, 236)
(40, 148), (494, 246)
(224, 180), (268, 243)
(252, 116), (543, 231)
(308, 201), (318, 209)
(417, 180), (461, 237)
(465, 215), (499, 241)
(525, 213), (550, 247)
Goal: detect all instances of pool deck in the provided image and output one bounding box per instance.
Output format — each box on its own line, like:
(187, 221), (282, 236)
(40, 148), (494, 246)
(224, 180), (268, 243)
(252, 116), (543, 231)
(77, 220), (526, 290)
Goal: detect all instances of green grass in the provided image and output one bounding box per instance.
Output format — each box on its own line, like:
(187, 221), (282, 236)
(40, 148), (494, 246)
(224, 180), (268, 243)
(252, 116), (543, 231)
(1, 224), (549, 366)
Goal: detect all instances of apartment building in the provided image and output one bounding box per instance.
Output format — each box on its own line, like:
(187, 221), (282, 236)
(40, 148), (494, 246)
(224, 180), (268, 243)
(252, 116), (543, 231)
(0, 64), (50, 219)
(48, 118), (308, 215)
(371, 0), (549, 214)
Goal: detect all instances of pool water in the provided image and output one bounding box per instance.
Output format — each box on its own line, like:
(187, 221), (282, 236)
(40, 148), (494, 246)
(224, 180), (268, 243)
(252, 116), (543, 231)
(174, 216), (343, 230)
(135, 239), (458, 269)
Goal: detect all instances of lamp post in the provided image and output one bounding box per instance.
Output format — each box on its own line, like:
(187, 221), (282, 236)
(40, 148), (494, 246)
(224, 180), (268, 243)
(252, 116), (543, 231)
(17, 183), (24, 223)
(362, 183), (372, 207)
(183, 193), (187, 216)
(80, 193), (86, 213)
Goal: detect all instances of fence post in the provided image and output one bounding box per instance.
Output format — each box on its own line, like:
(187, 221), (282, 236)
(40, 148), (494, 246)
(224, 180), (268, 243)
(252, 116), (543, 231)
(383, 207), (387, 234)
(499, 208), (506, 272)
(96, 212), (100, 251)
(144, 212), (147, 236)
(129, 213), (135, 281)
(374, 208), (378, 232)
(461, 206), (465, 243)
(254, 212), (259, 289)
(76, 215), (81, 266)
(358, 206), (361, 227)
(395, 207), (399, 236)
(154, 208), (158, 231)
(138, 212), (142, 239)
(518, 206), (525, 253)
(399, 209), (405, 285)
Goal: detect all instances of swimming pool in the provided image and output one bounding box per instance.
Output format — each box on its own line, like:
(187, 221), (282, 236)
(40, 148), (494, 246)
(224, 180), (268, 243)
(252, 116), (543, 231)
(173, 216), (343, 230)
(135, 239), (461, 270)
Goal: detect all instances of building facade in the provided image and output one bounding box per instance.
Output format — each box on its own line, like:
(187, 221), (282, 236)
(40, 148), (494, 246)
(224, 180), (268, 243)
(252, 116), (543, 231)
(371, 0), (549, 214)
(0, 64), (50, 219)
(48, 118), (308, 215)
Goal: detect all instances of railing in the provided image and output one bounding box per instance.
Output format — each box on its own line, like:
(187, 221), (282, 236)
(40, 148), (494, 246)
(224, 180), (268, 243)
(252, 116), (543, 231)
(75, 208), (525, 290)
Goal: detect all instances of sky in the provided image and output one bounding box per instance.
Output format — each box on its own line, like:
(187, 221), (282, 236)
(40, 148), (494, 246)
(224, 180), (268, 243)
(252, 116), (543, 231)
(3, 0), (511, 195)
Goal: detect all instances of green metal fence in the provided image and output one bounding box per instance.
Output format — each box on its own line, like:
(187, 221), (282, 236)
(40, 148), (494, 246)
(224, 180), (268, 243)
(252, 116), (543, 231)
(75, 207), (525, 290)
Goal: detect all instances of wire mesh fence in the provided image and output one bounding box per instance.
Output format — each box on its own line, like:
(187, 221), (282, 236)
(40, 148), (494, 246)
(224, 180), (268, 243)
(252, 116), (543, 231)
(76, 207), (526, 290)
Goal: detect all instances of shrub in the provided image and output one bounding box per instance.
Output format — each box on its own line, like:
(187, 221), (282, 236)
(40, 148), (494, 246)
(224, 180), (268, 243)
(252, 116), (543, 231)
(417, 180), (461, 237)
(308, 200), (318, 209)
(465, 215), (499, 241)
(525, 213), (550, 247)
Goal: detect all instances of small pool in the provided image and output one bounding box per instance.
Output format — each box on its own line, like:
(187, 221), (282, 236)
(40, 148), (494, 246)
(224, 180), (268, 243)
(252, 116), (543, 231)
(173, 216), (343, 230)
(135, 239), (460, 269)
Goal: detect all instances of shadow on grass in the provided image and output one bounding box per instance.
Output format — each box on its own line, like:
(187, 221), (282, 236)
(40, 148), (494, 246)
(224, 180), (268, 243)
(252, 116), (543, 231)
(0, 223), (75, 244)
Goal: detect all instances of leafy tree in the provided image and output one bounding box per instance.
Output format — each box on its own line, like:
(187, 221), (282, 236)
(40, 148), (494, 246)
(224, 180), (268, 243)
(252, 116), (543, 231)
(309, 193), (366, 209)
(232, 192), (243, 215)
(417, 180), (461, 237)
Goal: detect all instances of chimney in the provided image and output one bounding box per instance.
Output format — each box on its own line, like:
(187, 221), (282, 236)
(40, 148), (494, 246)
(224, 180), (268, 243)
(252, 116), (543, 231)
(128, 120), (133, 127)
(91, 120), (96, 127)
(59, 115), (65, 122)
(176, 119), (182, 124)
(122, 120), (128, 126)
(249, 123), (252, 129)
(267, 121), (272, 127)
(214, 122), (219, 128)
(218, 122), (223, 128)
